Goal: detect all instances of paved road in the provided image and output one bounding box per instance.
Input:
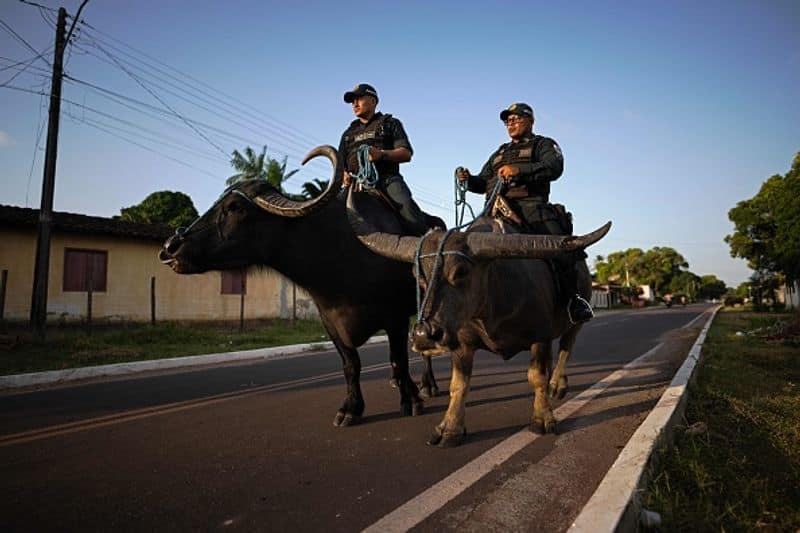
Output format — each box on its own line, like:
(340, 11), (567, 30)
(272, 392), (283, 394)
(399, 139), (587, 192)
(0, 305), (712, 532)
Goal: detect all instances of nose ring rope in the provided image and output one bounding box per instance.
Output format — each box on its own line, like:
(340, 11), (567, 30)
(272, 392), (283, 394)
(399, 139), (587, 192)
(414, 179), (503, 324)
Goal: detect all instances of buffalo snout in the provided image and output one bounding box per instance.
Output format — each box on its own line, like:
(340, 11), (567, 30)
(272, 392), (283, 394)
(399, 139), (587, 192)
(412, 320), (448, 354)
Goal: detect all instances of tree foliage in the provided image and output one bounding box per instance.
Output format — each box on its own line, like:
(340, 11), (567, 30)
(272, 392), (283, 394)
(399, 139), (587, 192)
(696, 274), (727, 300)
(300, 178), (330, 199)
(725, 151), (800, 282)
(119, 191), (198, 228)
(594, 246), (688, 293)
(227, 145), (300, 187)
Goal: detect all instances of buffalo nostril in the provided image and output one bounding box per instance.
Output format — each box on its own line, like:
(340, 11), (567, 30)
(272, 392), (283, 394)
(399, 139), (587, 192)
(413, 321), (430, 339)
(165, 235), (182, 254)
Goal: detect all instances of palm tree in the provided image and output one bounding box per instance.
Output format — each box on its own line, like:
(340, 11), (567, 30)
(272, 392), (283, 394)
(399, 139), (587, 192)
(226, 146), (300, 187)
(300, 178), (330, 199)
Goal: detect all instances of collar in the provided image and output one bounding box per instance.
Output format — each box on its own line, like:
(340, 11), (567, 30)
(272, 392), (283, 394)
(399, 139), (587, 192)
(352, 111), (383, 127)
(510, 134), (533, 144)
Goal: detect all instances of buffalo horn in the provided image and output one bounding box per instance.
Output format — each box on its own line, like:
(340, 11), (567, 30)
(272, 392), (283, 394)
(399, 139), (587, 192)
(253, 144), (341, 217)
(467, 221), (612, 260)
(345, 186), (421, 263)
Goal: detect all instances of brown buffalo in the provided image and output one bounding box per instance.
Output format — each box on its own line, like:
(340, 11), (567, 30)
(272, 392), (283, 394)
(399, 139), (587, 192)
(347, 187), (611, 446)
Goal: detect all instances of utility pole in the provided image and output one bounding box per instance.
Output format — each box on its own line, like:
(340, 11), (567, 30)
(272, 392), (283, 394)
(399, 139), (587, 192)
(29, 2), (88, 339)
(29, 7), (67, 339)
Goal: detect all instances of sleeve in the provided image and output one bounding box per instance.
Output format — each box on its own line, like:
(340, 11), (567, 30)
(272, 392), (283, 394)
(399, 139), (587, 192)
(388, 118), (413, 155)
(467, 154), (495, 194)
(515, 137), (564, 183)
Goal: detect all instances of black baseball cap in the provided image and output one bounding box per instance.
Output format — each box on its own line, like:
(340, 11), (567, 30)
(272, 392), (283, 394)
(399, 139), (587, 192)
(344, 83), (379, 103)
(500, 102), (534, 121)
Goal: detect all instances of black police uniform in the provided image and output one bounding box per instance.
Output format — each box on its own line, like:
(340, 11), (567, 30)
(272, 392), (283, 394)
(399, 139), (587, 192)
(338, 112), (429, 235)
(465, 132), (593, 322)
(466, 133), (567, 235)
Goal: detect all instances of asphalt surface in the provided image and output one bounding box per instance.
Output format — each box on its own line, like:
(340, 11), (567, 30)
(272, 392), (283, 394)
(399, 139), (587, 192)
(0, 304), (712, 532)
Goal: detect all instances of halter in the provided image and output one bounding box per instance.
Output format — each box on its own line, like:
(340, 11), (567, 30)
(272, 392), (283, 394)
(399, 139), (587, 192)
(414, 178), (503, 324)
(172, 185), (258, 241)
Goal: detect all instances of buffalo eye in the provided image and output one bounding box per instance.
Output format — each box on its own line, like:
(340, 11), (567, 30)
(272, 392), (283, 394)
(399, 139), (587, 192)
(447, 263), (470, 287)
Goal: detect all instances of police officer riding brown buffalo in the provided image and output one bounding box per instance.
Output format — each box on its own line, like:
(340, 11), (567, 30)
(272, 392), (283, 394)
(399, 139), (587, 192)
(338, 83), (431, 235)
(456, 102), (594, 323)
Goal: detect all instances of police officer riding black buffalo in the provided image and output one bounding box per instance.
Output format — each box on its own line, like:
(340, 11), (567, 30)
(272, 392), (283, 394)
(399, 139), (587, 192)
(338, 83), (431, 236)
(456, 102), (594, 323)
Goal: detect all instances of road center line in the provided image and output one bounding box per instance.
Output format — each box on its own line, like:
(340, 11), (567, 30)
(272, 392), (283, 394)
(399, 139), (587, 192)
(0, 360), (400, 447)
(362, 342), (667, 533)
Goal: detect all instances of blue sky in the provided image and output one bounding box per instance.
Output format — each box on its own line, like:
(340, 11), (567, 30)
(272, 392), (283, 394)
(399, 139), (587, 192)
(1, 0), (798, 287)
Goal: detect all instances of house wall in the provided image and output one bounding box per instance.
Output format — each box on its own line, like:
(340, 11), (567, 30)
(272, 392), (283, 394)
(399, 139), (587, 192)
(0, 227), (318, 322)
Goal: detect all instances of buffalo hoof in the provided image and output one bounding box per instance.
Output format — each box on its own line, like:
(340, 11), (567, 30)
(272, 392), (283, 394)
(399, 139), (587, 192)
(389, 378), (399, 389)
(548, 377), (568, 399)
(427, 428), (466, 447)
(333, 411), (361, 427)
(530, 419), (558, 435)
(419, 385), (439, 399)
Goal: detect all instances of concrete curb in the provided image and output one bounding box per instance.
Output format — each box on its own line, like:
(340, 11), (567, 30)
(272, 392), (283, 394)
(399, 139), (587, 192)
(568, 305), (721, 532)
(0, 335), (389, 391)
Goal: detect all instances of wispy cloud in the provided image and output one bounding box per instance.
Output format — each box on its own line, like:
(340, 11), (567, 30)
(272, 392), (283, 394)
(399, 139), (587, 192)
(0, 131), (14, 147)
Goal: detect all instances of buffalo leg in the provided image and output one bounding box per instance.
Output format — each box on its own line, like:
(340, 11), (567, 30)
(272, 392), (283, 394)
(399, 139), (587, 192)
(387, 321), (424, 416)
(428, 350), (473, 447)
(529, 341), (557, 434)
(549, 324), (582, 399)
(418, 355), (439, 398)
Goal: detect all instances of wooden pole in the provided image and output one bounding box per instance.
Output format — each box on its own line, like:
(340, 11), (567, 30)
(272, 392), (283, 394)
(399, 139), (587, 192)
(0, 269), (7, 322)
(150, 276), (156, 325)
(86, 269), (93, 335)
(239, 273), (245, 332)
(30, 8), (67, 340)
(292, 282), (297, 324)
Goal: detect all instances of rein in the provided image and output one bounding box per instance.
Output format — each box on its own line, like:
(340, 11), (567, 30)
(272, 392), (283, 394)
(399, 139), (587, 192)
(352, 144), (380, 189)
(414, 178), (504, 323)
(172, 185), (257, 240)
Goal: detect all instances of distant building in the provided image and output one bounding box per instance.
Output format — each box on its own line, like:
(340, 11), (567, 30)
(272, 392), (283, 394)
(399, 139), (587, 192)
(0, 205), (317, 322)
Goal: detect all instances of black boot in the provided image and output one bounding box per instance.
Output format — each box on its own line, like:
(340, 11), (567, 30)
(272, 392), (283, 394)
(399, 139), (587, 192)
(568, 294), (594, 324)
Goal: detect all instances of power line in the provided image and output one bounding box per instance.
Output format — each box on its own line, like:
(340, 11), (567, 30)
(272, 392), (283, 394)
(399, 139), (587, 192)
(74, 19), (326, 148)
(25, 94), (47, 207)
(87, 38), (230, 157)
(59, 76), (329, 171)
(70, 33), (326, 157)
(0, 19), (51, 68)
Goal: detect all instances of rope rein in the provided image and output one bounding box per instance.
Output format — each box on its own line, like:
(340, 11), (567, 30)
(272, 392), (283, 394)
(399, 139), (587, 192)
(352, 144), (380, 189)
(414, 178), (503, 323)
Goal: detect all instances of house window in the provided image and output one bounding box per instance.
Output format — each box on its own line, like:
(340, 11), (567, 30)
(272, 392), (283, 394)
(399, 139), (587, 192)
(221, 269), (247, 295)
(63, 248), (108, 292)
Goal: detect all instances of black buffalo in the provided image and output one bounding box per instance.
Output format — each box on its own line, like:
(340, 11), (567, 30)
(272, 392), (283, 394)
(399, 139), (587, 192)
(159, 145), (440, 426)
(348, 187), (611, 446)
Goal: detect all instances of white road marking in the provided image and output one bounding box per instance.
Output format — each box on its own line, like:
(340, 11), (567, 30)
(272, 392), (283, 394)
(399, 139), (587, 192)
(361, 343), (666, 533)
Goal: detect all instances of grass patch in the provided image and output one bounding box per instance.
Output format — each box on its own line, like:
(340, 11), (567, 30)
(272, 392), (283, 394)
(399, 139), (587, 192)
(643, 309), (800, 531)
(0, 318), (329, 376)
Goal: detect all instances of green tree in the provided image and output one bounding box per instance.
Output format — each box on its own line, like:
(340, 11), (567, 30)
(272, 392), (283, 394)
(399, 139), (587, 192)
(300, 178), (330, 199)
(119, 191), (198, 228)
(227, 145), (299, 187)
(696, 274), (727, 301)
(725, 151), (800, 282)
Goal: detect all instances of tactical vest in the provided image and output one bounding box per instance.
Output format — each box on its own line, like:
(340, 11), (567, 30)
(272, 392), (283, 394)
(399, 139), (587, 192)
(487, 135), (550, 199)
(342, 113), (400, 177)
